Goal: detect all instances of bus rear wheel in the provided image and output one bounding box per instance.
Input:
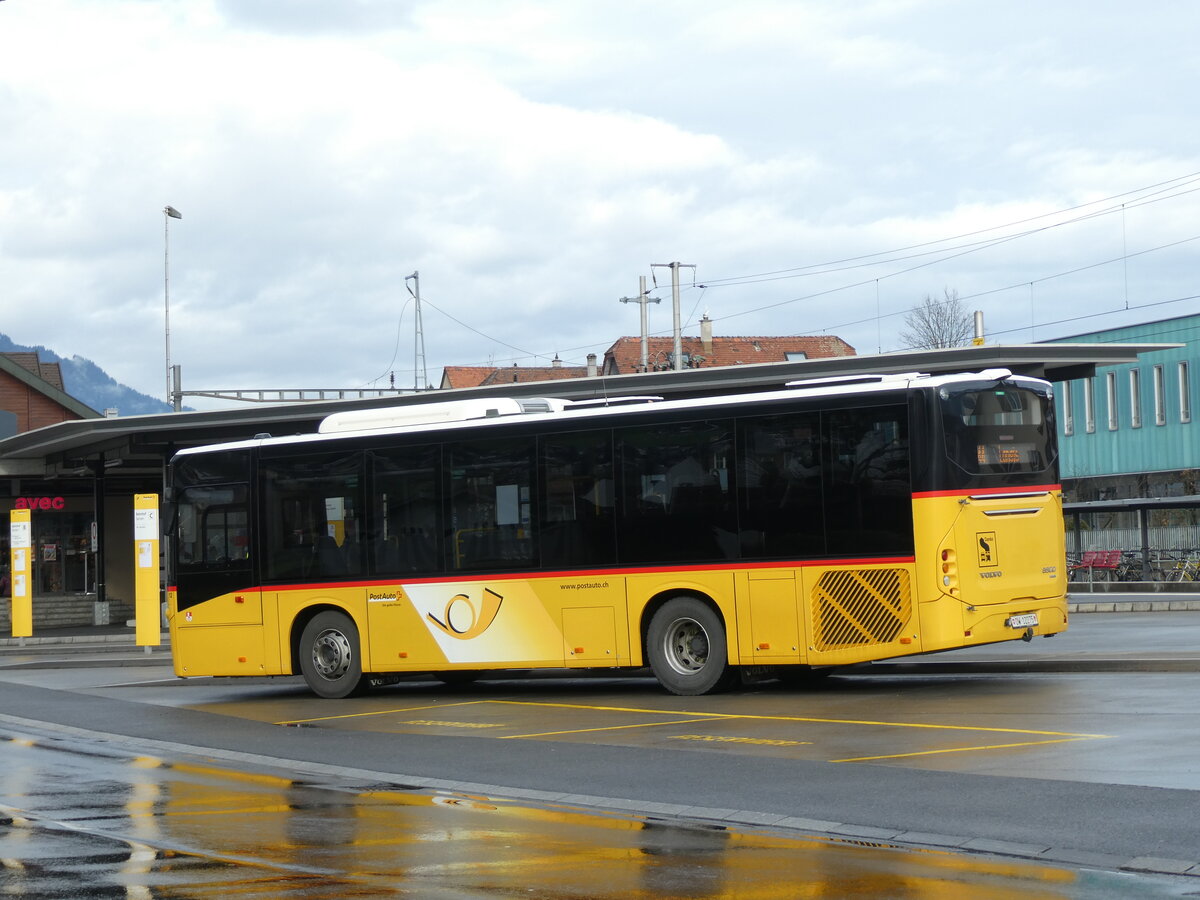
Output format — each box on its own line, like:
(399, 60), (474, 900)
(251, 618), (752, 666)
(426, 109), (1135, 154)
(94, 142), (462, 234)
(646, 596), (734, 695)
(299, 611), (368, 699)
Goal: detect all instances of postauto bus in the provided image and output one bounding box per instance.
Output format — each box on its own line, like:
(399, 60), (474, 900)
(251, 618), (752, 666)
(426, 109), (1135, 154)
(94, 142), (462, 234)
(166, 368), (1065, 697)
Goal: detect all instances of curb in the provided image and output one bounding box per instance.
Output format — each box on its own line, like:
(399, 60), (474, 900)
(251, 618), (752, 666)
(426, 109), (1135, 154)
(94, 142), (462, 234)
(1069, 599), (1200, 612)
(0, 633), (169, 651)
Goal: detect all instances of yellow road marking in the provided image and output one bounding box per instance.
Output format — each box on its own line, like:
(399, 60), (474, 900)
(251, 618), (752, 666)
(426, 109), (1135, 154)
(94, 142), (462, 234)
(832, 735), (1100, 763)
(486, 700), (1110, 739)
(673, 735), (812, 747)
(276, 700), (487, 726)
(274, 697), (1111, 761)
(501, 718), (714, 739)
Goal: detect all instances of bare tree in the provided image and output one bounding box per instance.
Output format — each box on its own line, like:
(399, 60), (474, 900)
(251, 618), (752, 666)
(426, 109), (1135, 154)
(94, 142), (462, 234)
(899, 288), (972, 349)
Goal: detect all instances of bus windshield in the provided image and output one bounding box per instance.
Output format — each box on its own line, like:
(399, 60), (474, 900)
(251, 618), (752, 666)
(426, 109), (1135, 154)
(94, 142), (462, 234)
(940, 382), (1055, 477)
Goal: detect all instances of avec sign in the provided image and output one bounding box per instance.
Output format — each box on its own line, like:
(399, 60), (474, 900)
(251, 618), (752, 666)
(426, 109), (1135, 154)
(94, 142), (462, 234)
(14, 497), (66, 510)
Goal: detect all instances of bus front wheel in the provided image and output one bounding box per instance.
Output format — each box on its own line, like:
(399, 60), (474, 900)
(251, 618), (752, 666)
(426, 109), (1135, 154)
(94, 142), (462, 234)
(646, 597), (734, 696)
(299, 611), (368, 699)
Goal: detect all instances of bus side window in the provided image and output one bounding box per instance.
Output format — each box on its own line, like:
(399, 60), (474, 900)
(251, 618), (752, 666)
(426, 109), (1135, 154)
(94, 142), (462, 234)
(738, 412), (824, 558)
(370, 445), (442, 575)
(617, 420), (736, 563)
(261, 452), (364, 582)
(539, 430), (617, 568)
(447, 437), (536, 571)
(823, 406), (912, 557)
(176, 485), (250, 571)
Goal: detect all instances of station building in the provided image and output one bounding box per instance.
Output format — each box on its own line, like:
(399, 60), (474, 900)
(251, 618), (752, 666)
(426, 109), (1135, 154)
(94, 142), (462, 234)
(1, 342), (1156, 631)
(1049, 312), (1200, 561)
(1, 354), (105, 628)
(1052, 313), (1200, 502)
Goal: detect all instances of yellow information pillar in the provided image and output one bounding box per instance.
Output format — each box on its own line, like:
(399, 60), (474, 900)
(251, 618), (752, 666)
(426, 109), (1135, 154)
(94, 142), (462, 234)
(134, 494), (162, 647)
(9, 508), (33, 637)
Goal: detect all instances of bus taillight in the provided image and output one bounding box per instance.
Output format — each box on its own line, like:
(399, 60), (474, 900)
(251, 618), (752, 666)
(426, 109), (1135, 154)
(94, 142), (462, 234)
(941, 548), (959, 594)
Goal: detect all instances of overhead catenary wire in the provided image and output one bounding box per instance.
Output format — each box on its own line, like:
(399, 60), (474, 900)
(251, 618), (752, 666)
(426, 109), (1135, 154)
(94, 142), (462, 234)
(374, 170), (1200, 371)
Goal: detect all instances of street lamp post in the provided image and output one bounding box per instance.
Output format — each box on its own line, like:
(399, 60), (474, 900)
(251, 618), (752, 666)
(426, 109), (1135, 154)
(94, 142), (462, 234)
(163, 205), (182, 410)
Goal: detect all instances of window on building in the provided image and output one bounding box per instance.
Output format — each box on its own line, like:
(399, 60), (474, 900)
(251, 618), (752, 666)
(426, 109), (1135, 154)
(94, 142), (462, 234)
(1106, 372), (1118, 431)
(1179, 361), (1192, 424)
(1130, 369), (1142, 428)
(1154, 365), (1166, 426)
(1062, 383), (1074, 436)
(785, 351), (808, 361)
(1084, 377), (1096, 433)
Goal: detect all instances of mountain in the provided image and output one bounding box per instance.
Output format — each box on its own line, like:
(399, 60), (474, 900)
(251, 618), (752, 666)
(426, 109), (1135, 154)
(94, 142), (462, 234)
(0, 333), (174, 416)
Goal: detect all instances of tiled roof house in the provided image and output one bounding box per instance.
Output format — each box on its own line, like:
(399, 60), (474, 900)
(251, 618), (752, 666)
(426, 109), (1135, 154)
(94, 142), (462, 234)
(437, 318), (856, 388)
(0, 352), (99, 436)
(439, 356), (597, 390)
(601, 317), (855, 375)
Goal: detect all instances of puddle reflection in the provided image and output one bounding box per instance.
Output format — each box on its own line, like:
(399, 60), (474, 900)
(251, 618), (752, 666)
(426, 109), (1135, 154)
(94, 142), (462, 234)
(0, 730), (1189, 899)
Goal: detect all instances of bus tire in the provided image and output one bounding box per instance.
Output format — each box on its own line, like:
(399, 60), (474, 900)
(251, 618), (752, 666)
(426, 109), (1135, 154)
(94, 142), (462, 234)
(299, 611), (368, 699)
(646, 596), (734, 696)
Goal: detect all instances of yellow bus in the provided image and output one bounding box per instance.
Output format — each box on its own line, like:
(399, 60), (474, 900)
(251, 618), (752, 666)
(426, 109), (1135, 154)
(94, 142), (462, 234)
(166, 367), (1066, 698)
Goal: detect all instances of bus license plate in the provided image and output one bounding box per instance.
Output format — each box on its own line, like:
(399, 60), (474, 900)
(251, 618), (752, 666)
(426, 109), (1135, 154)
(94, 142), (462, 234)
(1006, 613), (1038, 629)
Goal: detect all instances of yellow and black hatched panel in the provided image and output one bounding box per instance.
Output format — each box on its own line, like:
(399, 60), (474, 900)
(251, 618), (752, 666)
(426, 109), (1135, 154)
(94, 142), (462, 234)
(811, 568), (912, 652)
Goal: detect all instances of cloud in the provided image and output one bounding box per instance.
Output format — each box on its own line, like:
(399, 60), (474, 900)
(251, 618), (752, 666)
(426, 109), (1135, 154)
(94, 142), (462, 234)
(1, 0), (1198, 407)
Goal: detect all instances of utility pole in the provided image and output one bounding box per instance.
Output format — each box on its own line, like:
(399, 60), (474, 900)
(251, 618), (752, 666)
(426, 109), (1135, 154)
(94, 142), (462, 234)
(651, 262), (695, 371)
(405, 271), (428, 391)
(619, 275), (660, 372)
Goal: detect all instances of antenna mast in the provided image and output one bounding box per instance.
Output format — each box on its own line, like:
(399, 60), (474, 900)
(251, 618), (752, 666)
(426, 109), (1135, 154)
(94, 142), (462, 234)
(405, 271), (428, 390)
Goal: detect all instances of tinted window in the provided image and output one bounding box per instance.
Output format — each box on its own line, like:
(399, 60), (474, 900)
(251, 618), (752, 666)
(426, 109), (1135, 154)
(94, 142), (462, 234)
(941, 385), (1055, 476)
(618, 420), (736, 563)
(262, 452), (364, 581)
(176, 484), (250, 572)
(448, 437), (535, 571)
(540, 430), (617, 568)
(739, 412), (824, 557)
(824, 407), (912, 556)
(371, 445), (442, 575)
(173, 450), (250, 487)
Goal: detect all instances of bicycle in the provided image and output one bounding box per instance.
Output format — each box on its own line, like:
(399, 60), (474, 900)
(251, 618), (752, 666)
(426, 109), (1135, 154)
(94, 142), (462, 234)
(1168, 550), (1200, 582)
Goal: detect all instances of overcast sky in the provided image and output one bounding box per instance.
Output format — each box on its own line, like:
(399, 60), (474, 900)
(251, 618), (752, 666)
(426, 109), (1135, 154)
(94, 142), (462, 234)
(2, 1), (1198, 409)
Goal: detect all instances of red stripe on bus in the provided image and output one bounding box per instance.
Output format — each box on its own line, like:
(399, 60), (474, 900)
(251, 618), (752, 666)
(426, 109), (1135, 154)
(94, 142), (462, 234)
(911, 484), (1060, 499)
(257, 556), (918, 594)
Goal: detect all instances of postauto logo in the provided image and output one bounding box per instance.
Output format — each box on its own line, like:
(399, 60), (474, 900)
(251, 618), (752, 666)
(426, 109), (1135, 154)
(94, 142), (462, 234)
(426, 587), (504, 640)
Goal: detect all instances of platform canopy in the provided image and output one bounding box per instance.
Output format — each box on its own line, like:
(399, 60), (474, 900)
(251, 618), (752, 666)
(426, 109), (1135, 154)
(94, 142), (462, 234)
(0, 341), (1177, 483)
